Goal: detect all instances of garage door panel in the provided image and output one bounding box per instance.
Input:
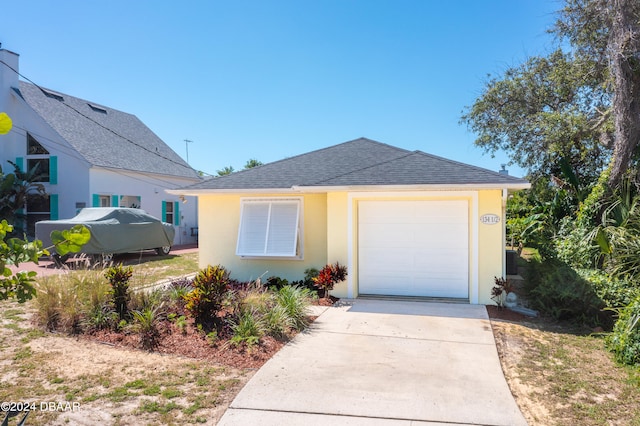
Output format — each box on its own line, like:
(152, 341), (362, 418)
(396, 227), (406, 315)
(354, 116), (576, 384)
(358, 200), (469, 299)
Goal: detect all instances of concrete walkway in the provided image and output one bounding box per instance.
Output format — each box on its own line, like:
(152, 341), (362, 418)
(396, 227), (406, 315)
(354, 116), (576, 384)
(218, 299), (527, 426)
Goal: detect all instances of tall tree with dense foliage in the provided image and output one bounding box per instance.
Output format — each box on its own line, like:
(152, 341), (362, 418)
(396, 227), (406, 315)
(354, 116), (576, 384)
(554, 0), (640, 188)
(461, 49), (611, 184)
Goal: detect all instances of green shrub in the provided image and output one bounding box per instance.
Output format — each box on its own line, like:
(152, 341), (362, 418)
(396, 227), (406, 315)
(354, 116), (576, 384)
(262, 303), (292, 338)
(183, 265), (230, 327)
(607, 295), (640, 365)
(275, 285), (312, 331)
(166, 279), (192, 309)
(229, 308), (264, 348)
(131, 303), (164, 350)
(291, 268), (320, 295)
(555, 221), (601, 269)
(105, 265), (134, 320)
(524, 258), (605, 324)
(265, 276), (289, 290)
(129, 288), (163, 313)
(83, 303), (117, 332)
(576, 269), (640, 309)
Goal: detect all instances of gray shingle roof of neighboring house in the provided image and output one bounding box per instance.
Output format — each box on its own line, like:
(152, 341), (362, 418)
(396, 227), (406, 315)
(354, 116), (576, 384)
(16, 81), (200, 180)
(178, 137), (529, 192)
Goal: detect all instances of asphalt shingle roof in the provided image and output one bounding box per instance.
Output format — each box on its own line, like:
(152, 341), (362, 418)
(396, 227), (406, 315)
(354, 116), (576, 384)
(17, 82), (200, 180)
(181, 137), (528, 191)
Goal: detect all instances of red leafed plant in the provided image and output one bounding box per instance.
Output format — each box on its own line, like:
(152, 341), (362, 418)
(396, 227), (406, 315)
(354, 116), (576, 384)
(312, 262), (347, 298)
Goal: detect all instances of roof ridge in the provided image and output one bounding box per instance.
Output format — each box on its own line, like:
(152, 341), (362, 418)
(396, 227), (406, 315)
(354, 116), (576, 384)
(310, 150), (416, 185)
(211, 137), (409, 181)
(411, 150), (526, 180)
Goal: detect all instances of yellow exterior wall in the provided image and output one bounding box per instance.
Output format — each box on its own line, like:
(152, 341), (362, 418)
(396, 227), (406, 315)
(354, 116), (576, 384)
(198, 189), (505, 304)
(477, 190), (505, 305)
(198, 193), (328, 283)
(326, 192), (349, 297)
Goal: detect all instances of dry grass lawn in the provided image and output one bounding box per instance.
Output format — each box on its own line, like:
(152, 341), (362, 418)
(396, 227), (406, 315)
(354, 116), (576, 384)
(492, 317), (640, 426)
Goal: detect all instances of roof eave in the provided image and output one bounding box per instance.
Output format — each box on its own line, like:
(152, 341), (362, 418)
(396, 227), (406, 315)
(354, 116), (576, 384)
(169, 182), (531, 196)
(166, 187), (301, 196)
(292, 183), (532, 192)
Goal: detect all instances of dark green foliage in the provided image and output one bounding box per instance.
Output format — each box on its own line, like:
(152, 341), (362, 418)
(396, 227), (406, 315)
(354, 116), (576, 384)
(0, 220), (44, 303)
(131, 303), (165, 350)
(290, 268), (320, 295)
(524, 258), (605, 324)
(105, 265), (133, 320)
(577, 269), (640, 309)
(607, 294), (640, 365)
(265, 276), (289, 290)
(460, 49), (611, 182)
(183, 264), (230, 328)
(228, 309), (264, 348)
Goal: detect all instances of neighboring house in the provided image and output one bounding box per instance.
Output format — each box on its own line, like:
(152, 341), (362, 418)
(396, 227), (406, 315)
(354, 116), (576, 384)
(170, 137), (530, 305)
(0, 49), (201, 245)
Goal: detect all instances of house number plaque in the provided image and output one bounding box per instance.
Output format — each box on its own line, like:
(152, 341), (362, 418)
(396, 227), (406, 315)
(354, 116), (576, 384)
(480, 214), (500, 225)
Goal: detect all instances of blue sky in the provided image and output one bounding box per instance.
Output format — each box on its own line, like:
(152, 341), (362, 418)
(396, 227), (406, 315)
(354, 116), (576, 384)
(1, 0), (560, 178)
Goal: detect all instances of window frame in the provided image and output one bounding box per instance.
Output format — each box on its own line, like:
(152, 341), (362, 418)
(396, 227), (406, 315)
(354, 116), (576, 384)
(25, 192), (51, 238)
(236, 197), (303, 259)
(26, 133), (52, 183)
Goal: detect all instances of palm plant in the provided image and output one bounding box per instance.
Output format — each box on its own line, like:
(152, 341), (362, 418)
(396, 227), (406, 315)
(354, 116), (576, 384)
(590, 178), (640, 281)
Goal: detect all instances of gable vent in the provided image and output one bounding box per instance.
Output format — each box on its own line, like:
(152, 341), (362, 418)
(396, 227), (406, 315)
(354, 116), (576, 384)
(42, 89), (64, 102)
(88, 103), (107, 114)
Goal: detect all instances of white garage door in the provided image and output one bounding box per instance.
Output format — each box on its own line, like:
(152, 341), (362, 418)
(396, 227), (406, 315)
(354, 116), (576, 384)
(358, 200), (469, 298)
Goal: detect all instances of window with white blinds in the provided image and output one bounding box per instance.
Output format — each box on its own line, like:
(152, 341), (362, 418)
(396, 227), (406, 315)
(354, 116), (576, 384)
(236, 198), (302, 258)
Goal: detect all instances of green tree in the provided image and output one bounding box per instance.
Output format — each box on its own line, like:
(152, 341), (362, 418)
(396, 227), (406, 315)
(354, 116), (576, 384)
(243, 158), (263, 169)
(554, 0), (640, 188)
(216, 166), (235, 176)
(0, 161), (47, 235)
(461, 49), (611, 184)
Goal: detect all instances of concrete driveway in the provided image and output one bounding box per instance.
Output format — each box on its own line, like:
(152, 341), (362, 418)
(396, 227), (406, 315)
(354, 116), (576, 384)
(218, 299), (527, 426)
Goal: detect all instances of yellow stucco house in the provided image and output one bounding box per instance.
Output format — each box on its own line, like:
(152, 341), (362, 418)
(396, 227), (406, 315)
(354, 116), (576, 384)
(171, 138), (529, 305)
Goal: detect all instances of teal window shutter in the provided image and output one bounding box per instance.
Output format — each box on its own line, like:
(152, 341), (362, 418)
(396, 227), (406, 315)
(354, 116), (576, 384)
(50, 194), (59, 220)
(15, 157), (24, 172)
(112, 195), (119, 207)
(92, 194), (99, 207)
(161, 201), (167, 222)
(174, 202), (180, 226)
(49, 156), (58, 184)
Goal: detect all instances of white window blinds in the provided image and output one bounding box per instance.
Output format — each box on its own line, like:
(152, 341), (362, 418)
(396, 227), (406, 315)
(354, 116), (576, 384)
(236, 199), (301, 257)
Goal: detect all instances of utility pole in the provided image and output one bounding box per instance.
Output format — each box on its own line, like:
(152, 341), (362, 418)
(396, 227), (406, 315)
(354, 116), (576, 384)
(184, 139), (193, 164)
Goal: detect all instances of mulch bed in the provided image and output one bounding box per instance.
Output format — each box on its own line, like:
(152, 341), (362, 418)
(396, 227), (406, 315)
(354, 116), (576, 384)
(86, 321), (286, 369)
(83, 296), (339, 369)
(486, 305), (529, 322)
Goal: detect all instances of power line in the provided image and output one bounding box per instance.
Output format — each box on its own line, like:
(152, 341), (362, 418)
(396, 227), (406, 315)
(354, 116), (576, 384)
(9, 126), (193, 190)
(0, 59), (201, 176)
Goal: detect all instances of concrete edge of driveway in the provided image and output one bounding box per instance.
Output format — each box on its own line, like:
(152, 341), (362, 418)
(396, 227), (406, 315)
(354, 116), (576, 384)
(218, 299), (527, 426)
